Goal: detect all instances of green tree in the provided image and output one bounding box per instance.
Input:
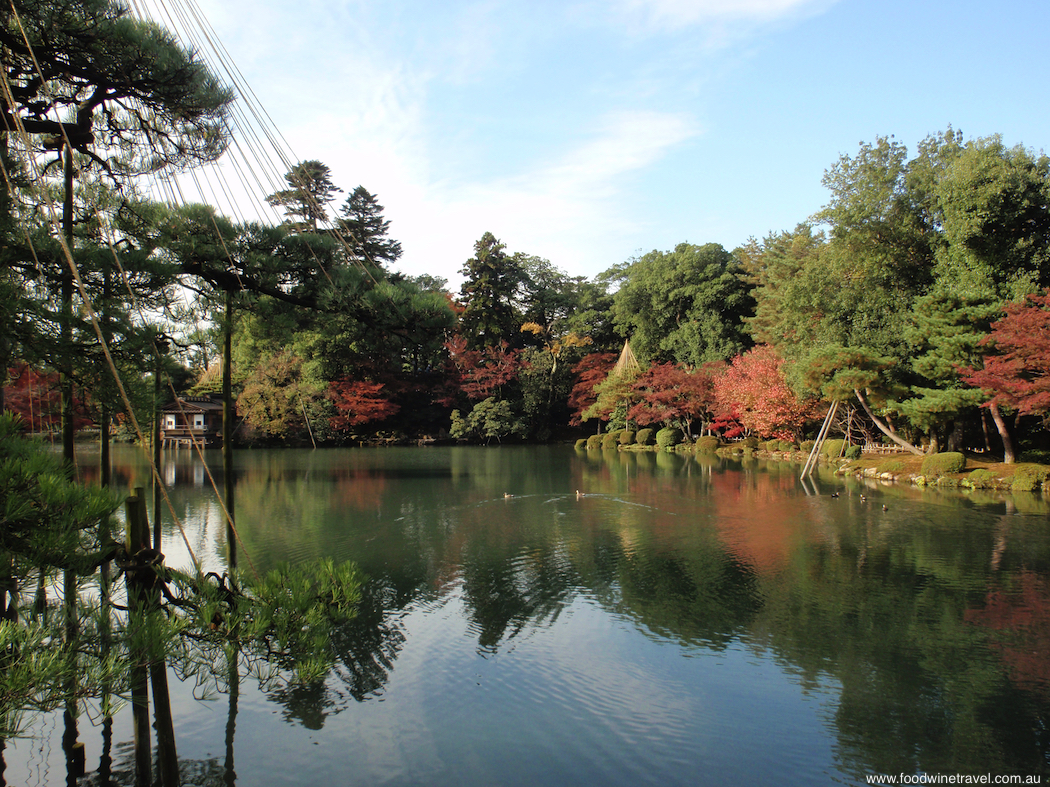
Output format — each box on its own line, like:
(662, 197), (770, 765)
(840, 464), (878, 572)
(608, 243), (754, 367)
(266, 160), (342, 233)
(335, 186), (402, 267)
(458, 232), (525, 350)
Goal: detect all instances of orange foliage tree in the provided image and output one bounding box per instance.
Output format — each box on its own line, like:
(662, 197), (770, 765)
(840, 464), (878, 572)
(713, 345), (814, 440)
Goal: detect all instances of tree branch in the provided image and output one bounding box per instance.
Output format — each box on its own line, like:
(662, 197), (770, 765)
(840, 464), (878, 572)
(854, 388), (924, 455)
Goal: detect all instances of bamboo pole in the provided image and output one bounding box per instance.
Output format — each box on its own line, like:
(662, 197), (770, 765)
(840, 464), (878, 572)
(800, 401), (839, 480)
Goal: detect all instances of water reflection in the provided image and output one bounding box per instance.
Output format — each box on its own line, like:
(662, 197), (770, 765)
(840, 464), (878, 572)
(8, 445), (1050, 785)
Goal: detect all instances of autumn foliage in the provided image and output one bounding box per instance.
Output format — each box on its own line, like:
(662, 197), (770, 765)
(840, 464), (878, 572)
(962, 290), (1050, 417)
(327, 380), (401, 430)
(628, 362), (721, 436)
(567, 352), (617, 425)
(3, 364), (91, 432)
(440, 335), (525, 405)
(712, 345), (814, 439)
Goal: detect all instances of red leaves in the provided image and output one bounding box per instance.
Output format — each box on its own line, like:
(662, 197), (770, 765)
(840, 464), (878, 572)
(962, 290), (1050, 416)
(443, 335), (524, 402)
(628, 362), (721, 432)
(327, 380), (400, 429)
(567, 352), (617, 425)
(712, 345), (814, 440)
(3, 364), (91, 432)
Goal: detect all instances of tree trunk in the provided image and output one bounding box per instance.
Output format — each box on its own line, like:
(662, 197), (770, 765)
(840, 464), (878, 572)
(988, 403), (1015, 464)
(223, 291), (236, 569)
(853, 389), (923, 455)
(61, 143), (75, 465)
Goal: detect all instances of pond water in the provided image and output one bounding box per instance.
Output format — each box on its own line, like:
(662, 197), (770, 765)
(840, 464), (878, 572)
(5, 444), (1050, 786)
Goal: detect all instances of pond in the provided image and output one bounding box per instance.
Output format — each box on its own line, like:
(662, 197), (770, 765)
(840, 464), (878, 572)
(4, 444), (1050, 786)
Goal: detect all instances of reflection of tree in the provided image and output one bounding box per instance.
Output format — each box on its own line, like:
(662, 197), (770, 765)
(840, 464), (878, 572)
(613, 550), (761, 649)
(460, 541), (577, 654)
(330, 582), (409, 699)
(750, 506), (1050, 779)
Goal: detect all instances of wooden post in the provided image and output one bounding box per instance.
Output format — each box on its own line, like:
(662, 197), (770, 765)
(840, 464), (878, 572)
(124, 491), (152, 787)
(223, 290), (237, 569)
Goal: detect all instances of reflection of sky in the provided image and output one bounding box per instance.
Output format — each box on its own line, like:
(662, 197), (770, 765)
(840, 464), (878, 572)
(156, 591), (842, 787)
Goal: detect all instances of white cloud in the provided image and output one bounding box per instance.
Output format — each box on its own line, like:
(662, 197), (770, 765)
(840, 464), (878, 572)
(387, 110), (700, 282)
(614, 0), (833, 28)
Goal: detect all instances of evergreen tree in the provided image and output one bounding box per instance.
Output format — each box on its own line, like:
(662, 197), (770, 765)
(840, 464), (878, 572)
(266, 160), (341, 232)
(335, 186), (402, 267)
(458, 232), (525, 350)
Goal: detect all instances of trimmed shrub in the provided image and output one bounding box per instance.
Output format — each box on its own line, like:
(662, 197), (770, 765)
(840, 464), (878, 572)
(1011, 464), (1050, 492)
(742, 436), (759, 449)
(822, 439), (846, 458)
(619, 430), (636, 446)
(778, 440), (795, 452)
(574, 438), (588, 450)
(636, 428), (655, 446)
(602, 432), (620, 450)
(966, 468), (996, 488)
(920, 452), (966, 476)
(843, 444), (862, 460)
(695, 435), (719, 454)
(586, 434), (602, 450)
(800, 440), (815, 453)
(656, 427), (682, 449)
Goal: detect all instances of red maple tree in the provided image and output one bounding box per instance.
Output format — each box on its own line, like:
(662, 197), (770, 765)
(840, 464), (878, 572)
(628, 362), (722, 437)
(440, 335), (525, 404)
(3, 364), (91, 432)
(327, 380), (401, 430)
(962, 290), (1050, 417)
(713, 345), (814, 440)
(567, 352), (617, 426)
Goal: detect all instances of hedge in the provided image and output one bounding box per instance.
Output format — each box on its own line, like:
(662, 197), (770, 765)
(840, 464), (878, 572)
(822, 439), (846, 458)
(602, 432), (620, 450)
(843, 444), (862, 460)
(619, 430), (636, 446)
(920, 452), (966, 476)
(966, 468), (996, 488)
(636, 428), (655, 446)
(586, 434), (602, 450)
(656, 427), (681, 449)
(695, 435), (719, 454)
(1011, 463), (1050, 492)
(574, 438), (588, 450)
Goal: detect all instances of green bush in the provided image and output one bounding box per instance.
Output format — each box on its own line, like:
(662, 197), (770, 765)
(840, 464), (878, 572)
(843, 444), (862, 460)
(1020, 449), (1050, 465)
(778, 440), (795, 452)
(920, 452), (966, 476)
(695, 435), (719, 454)
(822, 439), (846, 458)
(966, 468), (996, 488)
(656, 427), (682, 449)
(742, 436), (759, 450)
(799, 440), (815, 453)
(619, 430), (636, 446)
(602, 432), (620, 450)
(636, 428), (655, 446)
(574, 438), (588, 450)
(586, 434), (602, 450)
(1011, 464), (1050, 492)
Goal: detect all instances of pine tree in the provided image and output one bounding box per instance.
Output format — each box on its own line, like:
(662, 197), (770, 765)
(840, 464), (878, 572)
(335, 186), (402, 266)
(266, 160), (341, 232)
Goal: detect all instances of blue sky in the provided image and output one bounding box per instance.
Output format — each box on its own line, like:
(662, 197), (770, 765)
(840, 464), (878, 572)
(158, 0), (1049, 287)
